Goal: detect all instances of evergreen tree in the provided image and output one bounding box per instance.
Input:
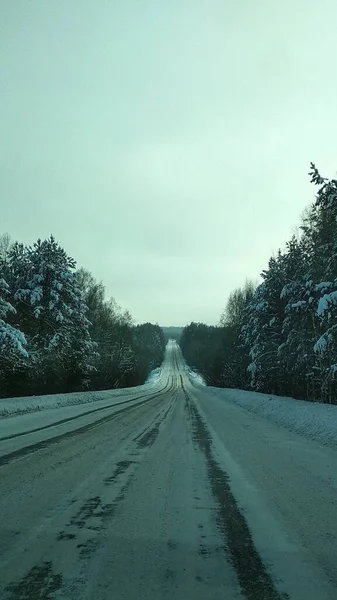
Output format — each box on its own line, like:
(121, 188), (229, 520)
(0, 277), (28, 396)
(307, 164), (337, 401)
(4, 237), (97, 394)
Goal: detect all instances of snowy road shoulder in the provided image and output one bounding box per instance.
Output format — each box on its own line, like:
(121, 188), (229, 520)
(200, 385), (337, 447)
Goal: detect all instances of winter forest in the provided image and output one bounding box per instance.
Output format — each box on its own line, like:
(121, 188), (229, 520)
(2, 164), (337, 405)
(0, 235), (165, 398)
(181, 165), (337, 405)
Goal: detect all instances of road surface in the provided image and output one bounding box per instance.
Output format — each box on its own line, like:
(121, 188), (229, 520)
(0, 341), (337, 599)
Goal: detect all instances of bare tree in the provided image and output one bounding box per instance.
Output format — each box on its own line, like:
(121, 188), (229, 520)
(0, 233), (13, 264)
(219, 279), (256, 327)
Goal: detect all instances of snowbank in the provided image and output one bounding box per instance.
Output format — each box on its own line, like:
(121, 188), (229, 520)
(0, 368), (162, 419)
(205, 386), (337, 447)
(145, 367), (162, 385)
(185, 366), (206, 387)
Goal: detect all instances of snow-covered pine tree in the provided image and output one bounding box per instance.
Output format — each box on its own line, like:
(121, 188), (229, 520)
(307, 164), (337, 402)
(242, 252), (287, 394)
(275, 236), (317, 399)
(243, 165), (337, 402)
(9, 236), (98, 391)
(0, 276), (28, 395)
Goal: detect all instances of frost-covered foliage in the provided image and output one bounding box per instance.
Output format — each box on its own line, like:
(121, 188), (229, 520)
(0, 278), (15, 321)
(0, 237), (99, 395)
(240, 166), (337, 402)
(0, 277), (28, 372)
(0, 236), (29, 387)
(11, 238), (95, 357)
(0, 237), (165, 398)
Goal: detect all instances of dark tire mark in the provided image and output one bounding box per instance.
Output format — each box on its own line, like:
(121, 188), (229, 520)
(70, 497), (117, 529)
(198, 545), (209, 557)
(77, 538), (99, 559)
(165, 568), (175, 580)
(74, 500), (118, 559)
(187, 392), (288, 600)
(136, 423), (160, 448)
(62, 475), (133, 558)
(59, 497), (118, 558)
(4, 562), (62, 600)
(133, 392), (176, 449)
(57, 532), (76, 541)
(70, 496), (101, 528)
(160, 403), (172, 422)
(104, 460), (136, 486)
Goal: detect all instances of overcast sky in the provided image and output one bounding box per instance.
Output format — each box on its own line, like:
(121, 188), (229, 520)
(1, 1), (337, 326)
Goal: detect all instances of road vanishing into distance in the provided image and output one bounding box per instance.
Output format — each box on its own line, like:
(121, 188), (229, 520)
(1, 341), (337, 600)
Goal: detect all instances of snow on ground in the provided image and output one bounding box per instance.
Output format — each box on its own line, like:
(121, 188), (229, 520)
(0, 368), (162, 419)
(185, 366), (206, 387)
(145, 367), (162, 385)
(201, 385), (337, 447)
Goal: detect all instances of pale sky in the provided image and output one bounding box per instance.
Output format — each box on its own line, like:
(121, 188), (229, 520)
(1, 1), (337, 326)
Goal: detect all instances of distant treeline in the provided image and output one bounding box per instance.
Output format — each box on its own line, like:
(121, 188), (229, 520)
(181, 164), (337, 404)
(161, 326), (183, 343)
(0, 234), (165, 398)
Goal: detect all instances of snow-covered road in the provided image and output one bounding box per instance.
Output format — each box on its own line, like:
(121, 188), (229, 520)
(1, 341), (337, 599)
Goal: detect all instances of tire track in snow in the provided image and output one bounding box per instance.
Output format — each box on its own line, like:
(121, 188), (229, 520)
(181, 376), (288, 600)
(0, 384), (172, 468)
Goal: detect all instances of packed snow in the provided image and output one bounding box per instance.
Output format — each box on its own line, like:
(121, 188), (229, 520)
(184, 365), (206, 386)
(145, 367), (162, 385)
